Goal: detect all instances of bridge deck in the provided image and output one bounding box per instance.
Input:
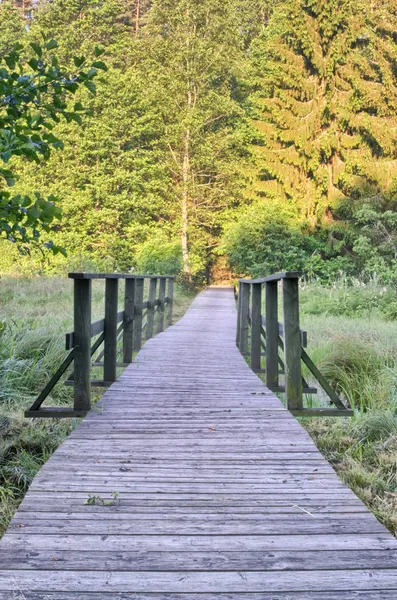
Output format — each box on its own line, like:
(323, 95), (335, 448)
(1, 288), (397, 598)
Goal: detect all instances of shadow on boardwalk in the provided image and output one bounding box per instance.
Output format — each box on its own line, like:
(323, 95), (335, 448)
(0, 288), (397, 598)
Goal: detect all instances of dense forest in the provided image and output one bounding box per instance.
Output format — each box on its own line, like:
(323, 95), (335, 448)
(1, 0), (397, 284)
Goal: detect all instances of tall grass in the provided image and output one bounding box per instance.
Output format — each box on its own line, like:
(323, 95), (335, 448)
(299, 283), (397, 535)
(0, 275), (195, 536)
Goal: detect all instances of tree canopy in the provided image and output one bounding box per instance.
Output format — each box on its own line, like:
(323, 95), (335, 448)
(1, 0), (397, 283)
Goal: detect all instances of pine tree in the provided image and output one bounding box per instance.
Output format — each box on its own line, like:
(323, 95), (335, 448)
(0, 2), (25, 56)
(251, 0), (397, 224)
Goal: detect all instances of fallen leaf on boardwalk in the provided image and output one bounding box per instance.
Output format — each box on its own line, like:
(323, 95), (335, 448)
(208, 427), (217, 431)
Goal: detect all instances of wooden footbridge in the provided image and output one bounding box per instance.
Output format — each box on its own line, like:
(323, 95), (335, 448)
(1, 274), (397, 598)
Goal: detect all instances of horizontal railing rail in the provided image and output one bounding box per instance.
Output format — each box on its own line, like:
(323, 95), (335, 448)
(236, 272), (353, 418)
(26, 273), (175, 419)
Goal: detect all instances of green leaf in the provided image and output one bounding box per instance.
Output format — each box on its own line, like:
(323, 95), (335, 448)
(45, 39), (58, 51)
(73, 56), (86, 68)
(30, 43), (43, 58)
(86, 68), (97, 80)
(84, 80), (97, 95)
(28, 58), (39, 71)
(92, 61), (107, 71)
(0, 169), (16, 186)
(58, 246), (67, 257)
(65, 81), (79, 93)
(1, 151), (12, 164)
(66, 113), (82, 125)
(94, 46), (105, 57)
(73, 102), (85, 111)
(5, 55), (16, 70)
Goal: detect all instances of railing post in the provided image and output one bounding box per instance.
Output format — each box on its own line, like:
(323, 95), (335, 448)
(250, 282), (262, 372)
(265, 281), (279, 390)
(157, 278), (166, 334)
(239, 282), (250, 355)
(167, 277), (174, 327)
(104, 277), (119, 383)
(134, 277), (144, 351)
(123, 278), (135, 364)
(282, 276), (303, 411)
(73, 278), (92, 413)
(236, 281), (242, 347)
(146, 277), (157, 339)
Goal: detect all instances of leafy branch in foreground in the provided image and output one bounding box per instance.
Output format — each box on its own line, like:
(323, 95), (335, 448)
(0, 39), (107, 253)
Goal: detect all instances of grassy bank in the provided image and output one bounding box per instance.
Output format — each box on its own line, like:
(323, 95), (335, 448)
(0, 276), (195, 537)
(298, 282), (397, 536)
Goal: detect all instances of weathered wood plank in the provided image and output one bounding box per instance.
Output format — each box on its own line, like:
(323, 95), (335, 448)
(0, 593), (396, 600)
(3, 533), (396, 552)
(2, 569), (397, 593)
(2, 549), (397, 572)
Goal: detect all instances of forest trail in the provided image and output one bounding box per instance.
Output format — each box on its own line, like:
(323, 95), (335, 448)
(1, 288), (397, 598)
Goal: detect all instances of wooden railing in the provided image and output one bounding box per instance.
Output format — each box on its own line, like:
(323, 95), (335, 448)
(236, 272), (353, 417)
(26, 273), (174, 419)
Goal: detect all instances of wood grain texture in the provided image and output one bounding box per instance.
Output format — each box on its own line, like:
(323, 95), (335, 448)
(72, 278), (92, 412)
(1, 287), (396, 597)
(104, 278), (119, 383)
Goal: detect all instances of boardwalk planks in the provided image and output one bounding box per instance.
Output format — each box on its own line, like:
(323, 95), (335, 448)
(0, 288), (397, 597)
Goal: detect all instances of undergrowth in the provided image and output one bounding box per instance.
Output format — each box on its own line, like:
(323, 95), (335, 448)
(299, 282), (397, 536)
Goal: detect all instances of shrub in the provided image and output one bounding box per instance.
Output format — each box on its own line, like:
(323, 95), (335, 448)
(222, 201), (310, 276)
(135, 233), (182, 276)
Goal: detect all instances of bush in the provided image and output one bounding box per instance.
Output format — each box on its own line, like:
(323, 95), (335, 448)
(222, 201), (310, 276)
(135, 233), (182, 276)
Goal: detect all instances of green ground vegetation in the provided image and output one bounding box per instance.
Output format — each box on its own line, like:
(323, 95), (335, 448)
(0, 275), (195, 536)
(297, 282), (397, 536)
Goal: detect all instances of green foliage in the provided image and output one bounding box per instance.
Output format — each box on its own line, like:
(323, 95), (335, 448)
(0, 38), (106, 252)
(0, 415), (73, 534)
(300, 281), (397, 320)
(244, 0), (397, 284)
(222, 200), (311, 276)
(142, 0), (250, 281)
(299, 288), (397, 535)
(136, 233), (182, 275)
(251, 0), (397, 216)
(0, 0), (396, 284)
(316, 337), (385, 411)
(0, 2), (25, 57)
(85, 491), (120, 506)
(352, 204), (397, 285)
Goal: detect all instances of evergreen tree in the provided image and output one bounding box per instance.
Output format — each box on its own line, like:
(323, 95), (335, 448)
(251, 0), (397, 224)
(0, 2), (25, 56)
